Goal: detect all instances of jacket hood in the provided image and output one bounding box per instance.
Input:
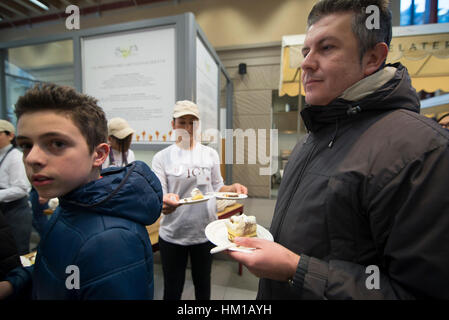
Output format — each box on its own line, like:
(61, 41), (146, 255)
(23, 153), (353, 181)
(301, 63), (420, 133)
(59, 161), (163, 225)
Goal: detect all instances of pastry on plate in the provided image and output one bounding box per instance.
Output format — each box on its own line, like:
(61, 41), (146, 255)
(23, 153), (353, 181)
(225, 214), (257, 241)
(224, 192), (239, 197)
(191, 188), (204, 200)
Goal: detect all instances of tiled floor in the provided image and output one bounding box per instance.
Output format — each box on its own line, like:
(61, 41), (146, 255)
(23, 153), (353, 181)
(153, 252), (260, 300)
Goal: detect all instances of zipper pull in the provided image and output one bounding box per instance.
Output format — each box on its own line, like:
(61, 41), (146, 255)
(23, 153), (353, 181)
(347, 105), (361, 116)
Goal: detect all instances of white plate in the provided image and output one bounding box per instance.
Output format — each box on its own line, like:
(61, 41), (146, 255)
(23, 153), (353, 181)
(205, 219), (273, 253)
(20, 256), (32, 267)
(207, 192), (248, 200)
(20, 252), (37, 267)
(178, 194), (213, 205)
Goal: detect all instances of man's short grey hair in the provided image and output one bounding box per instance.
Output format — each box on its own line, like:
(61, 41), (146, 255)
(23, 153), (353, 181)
(307, 0), (392, 63)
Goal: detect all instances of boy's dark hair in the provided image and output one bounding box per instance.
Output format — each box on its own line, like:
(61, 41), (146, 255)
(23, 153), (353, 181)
(15, 83), (107, 154)
(307, 0), (392, 62)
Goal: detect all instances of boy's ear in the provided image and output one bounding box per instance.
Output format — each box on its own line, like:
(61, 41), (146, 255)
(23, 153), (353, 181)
(92, 143), (110, 168)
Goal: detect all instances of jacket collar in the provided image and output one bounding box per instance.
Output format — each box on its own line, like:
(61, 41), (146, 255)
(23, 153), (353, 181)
(300, 63), (420, 133)
(340, 66), (396, 101)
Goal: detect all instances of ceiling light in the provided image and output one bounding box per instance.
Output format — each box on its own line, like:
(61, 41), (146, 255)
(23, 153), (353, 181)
(29, 0), (49, 11)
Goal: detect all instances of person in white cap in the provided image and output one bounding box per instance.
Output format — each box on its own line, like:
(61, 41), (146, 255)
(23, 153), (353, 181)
(151, 100), (248, 300)
(0, 119), (32, 255)
(104, 117), (136, 168)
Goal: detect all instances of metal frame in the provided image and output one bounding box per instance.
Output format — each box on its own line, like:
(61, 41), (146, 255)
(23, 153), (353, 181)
(0, 12), (234, 183)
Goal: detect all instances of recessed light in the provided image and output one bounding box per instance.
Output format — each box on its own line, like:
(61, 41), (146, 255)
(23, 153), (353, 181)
(29, 0), (49, 11)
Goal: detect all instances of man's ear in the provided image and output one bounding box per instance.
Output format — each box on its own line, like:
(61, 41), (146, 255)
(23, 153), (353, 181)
(92, 143), (110, 168)
(362, 42), (389, 77)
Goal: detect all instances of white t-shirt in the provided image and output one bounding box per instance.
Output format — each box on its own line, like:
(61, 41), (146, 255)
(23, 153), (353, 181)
(104, 149), (135, 168)
(151, 143), (224, 245)
(0, 145), (31, 203)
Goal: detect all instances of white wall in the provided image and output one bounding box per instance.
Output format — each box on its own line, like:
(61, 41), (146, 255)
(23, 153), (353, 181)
(133, 149), (159, 169)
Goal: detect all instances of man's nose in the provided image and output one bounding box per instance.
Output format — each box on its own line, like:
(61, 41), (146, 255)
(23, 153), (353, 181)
(301, 51), (318, 72)
(24, 145), (46, 167)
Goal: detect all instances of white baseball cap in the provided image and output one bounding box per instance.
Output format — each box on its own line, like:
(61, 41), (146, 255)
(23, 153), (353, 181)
(173, 100), (200, 119)
(108, 117), (135, 139)
(0, 119), (15, 134)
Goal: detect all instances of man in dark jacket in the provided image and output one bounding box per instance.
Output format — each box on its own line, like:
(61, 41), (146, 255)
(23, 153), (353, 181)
(228, 0), (449, 299)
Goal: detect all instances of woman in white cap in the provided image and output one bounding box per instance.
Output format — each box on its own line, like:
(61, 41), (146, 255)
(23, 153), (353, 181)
(152, 100), (248, 300)
(104, 117), (136, 168)
(0, 119), (32, 255)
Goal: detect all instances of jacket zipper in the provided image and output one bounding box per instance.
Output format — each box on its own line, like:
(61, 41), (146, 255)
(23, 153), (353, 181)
(273, 139), (318, 241)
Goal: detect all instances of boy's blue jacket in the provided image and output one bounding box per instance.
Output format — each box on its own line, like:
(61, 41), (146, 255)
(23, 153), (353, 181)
(8, 161), (162, 299)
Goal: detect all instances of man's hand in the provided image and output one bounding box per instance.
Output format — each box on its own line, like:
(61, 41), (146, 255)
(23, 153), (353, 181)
(0, 281), (13, 300)
(162, 193), (181, 214)
(220, 183), (248, 195)
(227, 237), (300, 282)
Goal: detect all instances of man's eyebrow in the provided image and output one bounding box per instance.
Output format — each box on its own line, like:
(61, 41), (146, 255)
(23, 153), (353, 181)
(318, 36), (339, 44)
(302, 36), (340, 54)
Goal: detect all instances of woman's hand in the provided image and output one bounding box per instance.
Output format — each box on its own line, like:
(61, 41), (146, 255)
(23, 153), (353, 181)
(220, 183), (248, 195)
(226, 237), (300, 281)
(162, 193), (181, 214)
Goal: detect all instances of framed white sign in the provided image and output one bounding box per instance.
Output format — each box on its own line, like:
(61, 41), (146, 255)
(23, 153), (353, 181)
(196, 37), (219, 143)
(82, 27), (176, 144)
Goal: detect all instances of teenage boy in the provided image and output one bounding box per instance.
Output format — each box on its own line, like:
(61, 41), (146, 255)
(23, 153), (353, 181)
(0, 83), (162, 300)
(228, 0), (449, 299)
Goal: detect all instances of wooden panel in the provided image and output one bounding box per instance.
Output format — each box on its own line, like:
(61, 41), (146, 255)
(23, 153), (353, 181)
(220, 138), (226, 180)
(228, 64), (281, 91)
(234, 90), (271, 116)
(232, 164), (271, 186)
(245, 185), (271, 198)
(234, 115), (270, 130)
(221, 50), (278, 198)
(217, 45), (281, 62)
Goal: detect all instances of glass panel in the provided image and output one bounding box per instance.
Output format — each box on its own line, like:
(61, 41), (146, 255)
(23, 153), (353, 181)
(413, 0), (427, 24)
(400, 0), (428, 25)
(4, 39), (74, 126)
(5, 72), (37, 127)
(271, 90), (299, 198)
(439, 0), (449, 23)
(401, 0), (413, 25)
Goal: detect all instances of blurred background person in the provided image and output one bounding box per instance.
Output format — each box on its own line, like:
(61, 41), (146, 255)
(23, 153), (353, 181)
(437, 112), (449, 130)
(104, 117), (135, 168)
(0, 120), (32, 255)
